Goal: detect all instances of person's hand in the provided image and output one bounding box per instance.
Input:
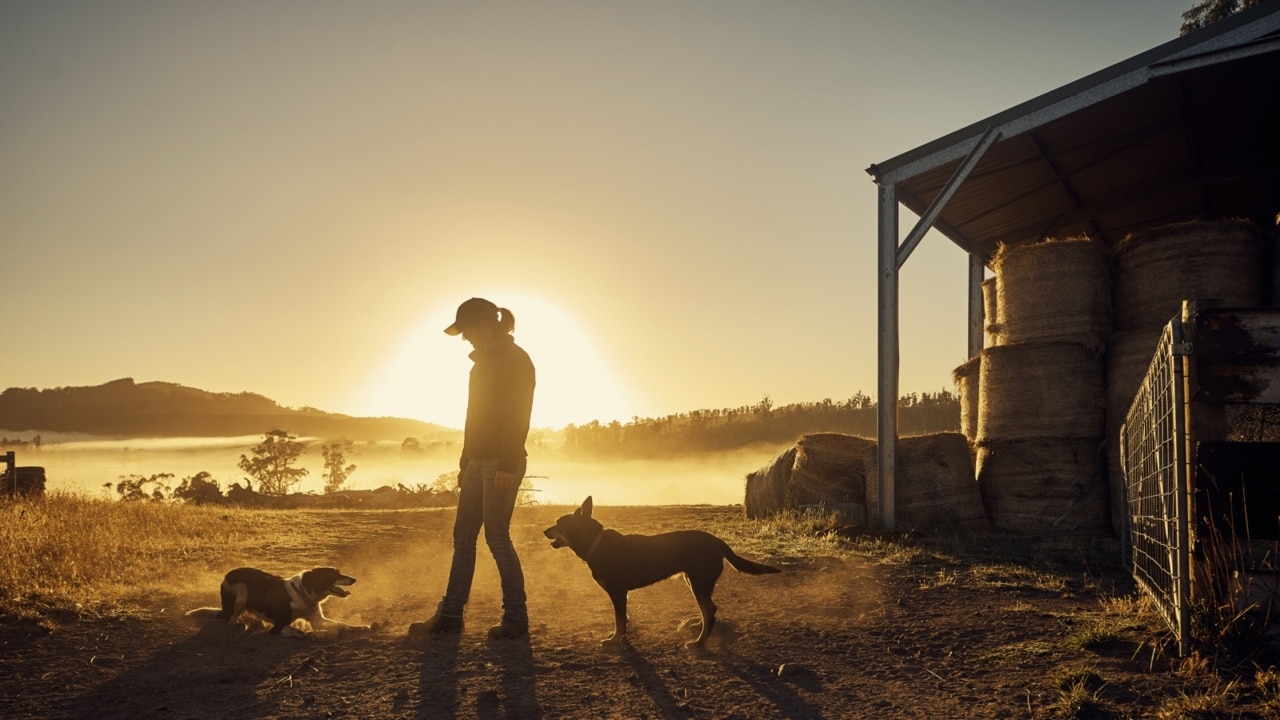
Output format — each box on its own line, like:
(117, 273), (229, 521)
(493, 470), (519, 490)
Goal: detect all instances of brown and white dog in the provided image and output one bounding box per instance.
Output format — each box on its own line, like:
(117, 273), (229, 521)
(186, 566), (371, 637)
(544, 496), (781, 648)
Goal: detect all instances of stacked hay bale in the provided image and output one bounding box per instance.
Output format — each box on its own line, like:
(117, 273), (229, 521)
(976, 236), (1112, 534)
(951, 277), (1001, 450)
(953, 355), (981, 446)
(1112, 219), (1264, 331)
(1106, 219), (1266, 530)
(983, 277), (1004, 348)
(744, 433), (871, 519)
(863, 432), (985, 532)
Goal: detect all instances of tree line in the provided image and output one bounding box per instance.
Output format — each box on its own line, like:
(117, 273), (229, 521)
(559, 391), (960, 457)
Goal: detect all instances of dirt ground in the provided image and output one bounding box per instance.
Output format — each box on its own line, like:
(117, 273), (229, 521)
(0, 504), (1247, 719)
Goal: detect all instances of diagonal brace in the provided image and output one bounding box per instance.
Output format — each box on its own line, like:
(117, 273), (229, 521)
(896, 126), (1001, 270)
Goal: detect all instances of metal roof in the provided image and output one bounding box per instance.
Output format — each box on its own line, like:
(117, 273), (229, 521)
(866, 3), (1280, 259)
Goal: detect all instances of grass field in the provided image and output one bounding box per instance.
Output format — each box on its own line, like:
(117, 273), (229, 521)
(5, 492), (1280, 717)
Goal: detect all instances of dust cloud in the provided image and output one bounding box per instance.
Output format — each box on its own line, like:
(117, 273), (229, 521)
(304, 505), (879, 637)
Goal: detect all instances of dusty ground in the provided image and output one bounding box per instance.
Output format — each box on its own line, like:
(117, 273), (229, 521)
(0, 504), (1262, 719)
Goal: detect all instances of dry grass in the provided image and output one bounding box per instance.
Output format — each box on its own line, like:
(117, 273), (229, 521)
(1, 493), (250, 621)
(1051, 666), (1113, 719)
(738, 506), (861, 558)
(9, 492), (1280, 716)
(0, 491), (400, 625)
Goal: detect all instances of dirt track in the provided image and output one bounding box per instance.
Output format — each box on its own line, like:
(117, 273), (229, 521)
(0, 504), (1213, 719)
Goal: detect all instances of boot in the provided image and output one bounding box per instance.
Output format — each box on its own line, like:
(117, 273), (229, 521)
(408, 609), (463, 637)
(487, 617), (528, 639)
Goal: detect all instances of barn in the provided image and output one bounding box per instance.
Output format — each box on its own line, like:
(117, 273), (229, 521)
(866, 3), (1280, 540)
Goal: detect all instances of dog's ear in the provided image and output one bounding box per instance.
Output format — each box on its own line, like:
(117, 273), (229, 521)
(579, 496), (593, 518)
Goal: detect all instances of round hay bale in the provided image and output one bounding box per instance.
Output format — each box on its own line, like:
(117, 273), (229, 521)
(953, 356), (981, 444)
(744, 446), (795, 519)
(1113, 219), (1264, 331)
(993, 236), (1110, 350)
(977, 342), (1105, 442)
(863, 433), (985, 532)
(976, 438), (1110, 535)
(1105, 329), (1164, 532)
(786, 433), (873, 510)
(982, 277), (1003, 347)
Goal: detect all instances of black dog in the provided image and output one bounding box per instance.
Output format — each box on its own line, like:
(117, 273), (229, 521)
(186, 566), (370, 637)
(544, 496), (780, 647)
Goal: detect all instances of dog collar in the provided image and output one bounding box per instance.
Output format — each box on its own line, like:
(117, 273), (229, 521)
(582, 528), (605, 563)
(286, 576), (312, 609)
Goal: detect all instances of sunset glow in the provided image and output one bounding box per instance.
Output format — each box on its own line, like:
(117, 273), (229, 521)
(358, 293), (636, 429)
(1, 2), (1190, 430)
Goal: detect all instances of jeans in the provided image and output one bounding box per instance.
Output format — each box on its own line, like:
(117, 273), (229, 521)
(440, 458), (527, 622)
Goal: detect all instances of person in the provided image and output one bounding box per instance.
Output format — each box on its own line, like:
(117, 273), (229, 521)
(409, 297), (536, 640)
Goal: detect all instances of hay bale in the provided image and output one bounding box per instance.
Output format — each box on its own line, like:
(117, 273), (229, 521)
(976, 438), (1110, 535)
(953, 355), (981, 444)
(982, 277), (1003, 347)
(744, 446), (795, 519)
(977, 341), (1105, 442)
(993, 236), (1110, 350)
(864, 433), (984, 532)
(1113, 219), (1265, 331)
(744, 433), (873, 519)
(787, 433), (873, 508)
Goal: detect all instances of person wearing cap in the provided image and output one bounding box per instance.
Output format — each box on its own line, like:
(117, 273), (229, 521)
(409, 297), (536, 640)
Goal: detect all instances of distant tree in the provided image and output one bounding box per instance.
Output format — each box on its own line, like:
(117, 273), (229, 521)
(238, 429), (308, 496)
(430, 471), (459, 494)
(516, 477), (539, 506)
(321, 438), (356, 494)
(401, 436), (423, 454)
(756, 394), (774, 414)
(115, 472), (175, 502)
(173, 471), (223, 505)
(1181, 0), (1269, 34)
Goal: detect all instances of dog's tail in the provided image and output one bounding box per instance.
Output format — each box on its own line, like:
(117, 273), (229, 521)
(724, 550), (781, 575)
(185, 607), (227, 620)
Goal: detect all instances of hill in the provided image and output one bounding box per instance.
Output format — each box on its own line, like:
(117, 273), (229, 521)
(0, 378), (448, 441)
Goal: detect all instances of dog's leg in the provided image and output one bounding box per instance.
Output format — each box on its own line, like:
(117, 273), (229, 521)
(305, 610), (371, 637)
(228, 583), (249, 626)
(604, 589), (629, 647)
(685, 573), (719, 647)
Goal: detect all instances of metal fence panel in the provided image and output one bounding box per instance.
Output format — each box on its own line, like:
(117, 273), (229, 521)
(1121, 320), (1191, 656)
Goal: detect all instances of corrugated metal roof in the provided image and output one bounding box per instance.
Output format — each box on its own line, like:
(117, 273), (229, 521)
(867, 3), (1280, 258)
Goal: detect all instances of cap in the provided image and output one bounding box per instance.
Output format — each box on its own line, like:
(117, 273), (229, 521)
(444, 297), (499, 336)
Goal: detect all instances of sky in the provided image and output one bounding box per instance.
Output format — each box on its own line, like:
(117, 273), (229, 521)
(1, 0), (1197, 431)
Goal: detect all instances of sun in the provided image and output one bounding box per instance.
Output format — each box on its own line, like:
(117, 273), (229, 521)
(357, 293), (635, 430)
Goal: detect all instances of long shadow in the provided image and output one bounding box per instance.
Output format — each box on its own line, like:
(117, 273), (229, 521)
(53, 617), (314, 720)
(479, 635), (543, 720)
(620, 645), (689, 717)
(621, 644), (826, 720)
(414, 632), (462, 719)
(714, 653), (826, 720)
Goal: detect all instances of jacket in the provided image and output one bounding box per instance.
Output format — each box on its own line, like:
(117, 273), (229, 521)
(460, 334), (535, 474)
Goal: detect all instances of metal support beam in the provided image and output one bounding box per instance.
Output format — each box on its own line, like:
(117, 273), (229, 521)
(968, 253), (986, 358)
(877, 182), (899, 530)
(896, 127), (1000, 269)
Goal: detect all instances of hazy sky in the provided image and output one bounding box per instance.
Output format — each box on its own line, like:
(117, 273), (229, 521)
(2, 1), (1194, 430)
